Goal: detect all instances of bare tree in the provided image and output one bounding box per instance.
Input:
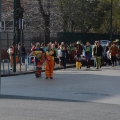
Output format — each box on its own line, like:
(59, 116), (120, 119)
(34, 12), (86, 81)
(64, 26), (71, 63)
(37, 0), (50, 45)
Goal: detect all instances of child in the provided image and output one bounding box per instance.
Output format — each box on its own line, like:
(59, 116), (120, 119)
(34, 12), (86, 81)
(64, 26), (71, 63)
(85, 41), (92, 68)
(75, 44), (82, 70)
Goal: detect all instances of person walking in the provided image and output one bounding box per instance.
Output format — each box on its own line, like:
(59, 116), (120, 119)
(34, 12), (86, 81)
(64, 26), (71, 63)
(29, 42), (45, 77)
(92, 41), (97, 67)
(7, 41), (15, 70)
(45, 44), (56, 79)
(84, 41), (92, 68)
(19, 43), (26, 65)
(51, 43), (58, 65)
(75, 44), (82, 70)
(60, 45), (68, 69)
(109, 42), (118, 67)
(104, 42), (111, 66)
(93, 41), (103, 69)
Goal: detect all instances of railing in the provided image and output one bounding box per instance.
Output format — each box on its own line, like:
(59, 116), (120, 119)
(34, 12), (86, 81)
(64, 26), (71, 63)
(28, 56), (36, 70)
(2, 59), (10, 74)
(1, 56), (36, 75)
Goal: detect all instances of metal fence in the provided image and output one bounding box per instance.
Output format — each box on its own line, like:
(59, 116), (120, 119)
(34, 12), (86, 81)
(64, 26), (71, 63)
(2, 32), (120, 49)
(1, 32), (46, 49)
(57, 32), (120, 44)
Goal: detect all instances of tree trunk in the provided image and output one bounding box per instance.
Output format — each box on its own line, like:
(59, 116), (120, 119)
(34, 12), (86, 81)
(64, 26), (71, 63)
(44, 14), (50, 45)
(16, 0), (21, 44)
(63, 17), (68, 32)
(38, 0), (50, 45)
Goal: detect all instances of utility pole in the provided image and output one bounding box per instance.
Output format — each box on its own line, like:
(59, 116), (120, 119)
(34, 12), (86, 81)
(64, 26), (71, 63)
(13, 0), (24, 72)
(19, 11), (24, 72)
(16, 0), (21, 43)
(0, 0), (2, 94)
(110, 0), (113, 41)
(13, 0), (17, 72)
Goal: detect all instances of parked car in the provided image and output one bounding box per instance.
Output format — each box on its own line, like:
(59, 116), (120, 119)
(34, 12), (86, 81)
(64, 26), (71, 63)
(100, 40), (111, 47)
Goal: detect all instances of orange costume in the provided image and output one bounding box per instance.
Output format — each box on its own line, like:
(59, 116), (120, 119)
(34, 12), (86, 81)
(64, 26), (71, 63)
(45, 49), (55, 79)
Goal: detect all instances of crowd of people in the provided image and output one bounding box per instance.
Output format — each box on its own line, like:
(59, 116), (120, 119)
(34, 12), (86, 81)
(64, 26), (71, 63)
(7, 39), (120, 78)
(7, 41), (26, 70)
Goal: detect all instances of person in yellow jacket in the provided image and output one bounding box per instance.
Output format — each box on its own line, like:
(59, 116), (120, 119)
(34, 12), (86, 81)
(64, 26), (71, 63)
(45, 44), (56, 79)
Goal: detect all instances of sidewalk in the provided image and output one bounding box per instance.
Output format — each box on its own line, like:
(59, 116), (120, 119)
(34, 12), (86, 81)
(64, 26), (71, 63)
(1, 63), (75, 77)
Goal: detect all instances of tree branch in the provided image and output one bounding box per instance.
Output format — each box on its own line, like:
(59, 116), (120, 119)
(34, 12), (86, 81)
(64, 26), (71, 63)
(37, 0), (46, 18)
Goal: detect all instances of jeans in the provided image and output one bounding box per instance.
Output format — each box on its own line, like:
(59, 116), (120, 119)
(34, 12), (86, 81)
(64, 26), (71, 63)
(60, 57), (66, 69)
(19, 55), (25, 64)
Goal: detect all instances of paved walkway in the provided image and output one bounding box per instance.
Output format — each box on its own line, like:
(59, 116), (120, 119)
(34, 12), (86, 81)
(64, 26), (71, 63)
(1, 66), (120, 120)
(1, 66), (120, 105)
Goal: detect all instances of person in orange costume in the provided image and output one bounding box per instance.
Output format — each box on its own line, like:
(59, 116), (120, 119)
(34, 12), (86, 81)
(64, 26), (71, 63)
(45, 44), (56, 79)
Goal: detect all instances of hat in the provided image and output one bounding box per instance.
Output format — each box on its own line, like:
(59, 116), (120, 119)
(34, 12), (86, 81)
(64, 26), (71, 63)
(61, 42), (64, 45)
(76, 41), (81, 44)
(115, 39), (119, 42)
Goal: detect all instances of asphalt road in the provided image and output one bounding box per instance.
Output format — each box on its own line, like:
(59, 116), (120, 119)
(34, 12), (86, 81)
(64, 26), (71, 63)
(0, 99), (120, 120)
(1, 66), (120, 120)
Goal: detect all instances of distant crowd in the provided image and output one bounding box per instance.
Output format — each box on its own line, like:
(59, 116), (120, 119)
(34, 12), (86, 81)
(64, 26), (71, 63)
(7, 39), (120, 71)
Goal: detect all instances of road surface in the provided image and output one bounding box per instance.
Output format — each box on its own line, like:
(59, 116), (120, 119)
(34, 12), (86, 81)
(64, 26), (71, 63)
(1, 66), (120, 120)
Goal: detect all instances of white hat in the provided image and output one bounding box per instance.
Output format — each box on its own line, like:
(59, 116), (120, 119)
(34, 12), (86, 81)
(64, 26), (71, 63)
(61, 42), (64, 45)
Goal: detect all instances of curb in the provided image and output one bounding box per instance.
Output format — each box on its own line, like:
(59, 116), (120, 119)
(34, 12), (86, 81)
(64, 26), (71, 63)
(0, 94), (86, 103)
(1, 65), (75, 77)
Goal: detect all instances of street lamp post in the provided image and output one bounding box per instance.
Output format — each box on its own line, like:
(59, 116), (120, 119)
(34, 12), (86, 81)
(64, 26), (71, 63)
(0, 0), (2, 93)
(110, 0), (113, 41)
(13, 0), (17, 72)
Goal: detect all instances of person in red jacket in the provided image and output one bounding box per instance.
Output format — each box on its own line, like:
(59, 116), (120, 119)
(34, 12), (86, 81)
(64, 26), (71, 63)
(109, 42), (118, 67)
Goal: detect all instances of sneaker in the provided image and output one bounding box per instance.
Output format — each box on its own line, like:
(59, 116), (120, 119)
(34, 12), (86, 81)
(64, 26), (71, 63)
(46, 77), (48, 79)
(10, 67), (12, 70)
(50, 77), (53, 79)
